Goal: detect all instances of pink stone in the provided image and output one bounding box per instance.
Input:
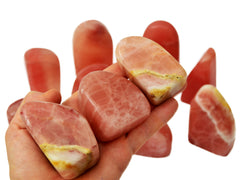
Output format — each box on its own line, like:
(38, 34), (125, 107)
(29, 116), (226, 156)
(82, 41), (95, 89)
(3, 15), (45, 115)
(116, 36), (187, 105)
(189, 85), (235, 156)
(181, 48), (216, 104)
(136, 124), (172, 157)
(20, 101), (99, 179)
(78, 71), (151, 142)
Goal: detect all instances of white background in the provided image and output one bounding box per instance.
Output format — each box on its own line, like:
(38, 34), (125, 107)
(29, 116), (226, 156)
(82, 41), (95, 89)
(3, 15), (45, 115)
(1, 0), (239, 179)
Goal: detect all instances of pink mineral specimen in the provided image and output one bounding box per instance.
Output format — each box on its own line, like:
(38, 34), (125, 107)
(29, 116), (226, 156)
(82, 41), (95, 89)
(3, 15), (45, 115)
(78, 70), (151, 142)
(181, 48), (216, 104)
(189, 85), (235, 156)
(116, 36), (187, 105)
(24, 48), (61, 92)
(73, 20), (113, 75)
(136, 124), (172, 157)
(20, 101), (99, 179)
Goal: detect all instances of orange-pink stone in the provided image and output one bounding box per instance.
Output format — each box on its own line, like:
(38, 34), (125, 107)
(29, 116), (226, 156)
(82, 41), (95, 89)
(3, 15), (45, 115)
(20, 101), (99, 179)
(189, 85), (235, 156)
(78, 71), (151, 142)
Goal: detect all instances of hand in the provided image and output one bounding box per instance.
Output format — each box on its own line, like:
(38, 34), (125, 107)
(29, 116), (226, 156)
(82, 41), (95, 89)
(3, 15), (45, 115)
(5, 66), (178, 180)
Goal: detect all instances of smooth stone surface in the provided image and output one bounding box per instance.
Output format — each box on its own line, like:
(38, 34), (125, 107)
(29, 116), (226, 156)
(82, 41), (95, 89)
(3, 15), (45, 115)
(78, 70), (151, 142)
(116, 36), (187, 105)
(21, 101), (99, 179)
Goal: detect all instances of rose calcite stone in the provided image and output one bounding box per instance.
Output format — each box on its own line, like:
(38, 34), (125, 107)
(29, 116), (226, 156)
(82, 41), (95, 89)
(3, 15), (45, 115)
(136, 124), (172, 157)
(73, 20), (113, 75)
(116, 36), (187, 105)
(78, 70), (151, 142)
(20, 101), (99, 179)
(189, 85), (235, 156)
(181, 48), (216, 104)
(24, 48), (61, 92)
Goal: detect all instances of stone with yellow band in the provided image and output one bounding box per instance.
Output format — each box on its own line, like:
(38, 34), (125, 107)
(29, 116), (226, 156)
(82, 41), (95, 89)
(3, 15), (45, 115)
(40, 144), (92, 176)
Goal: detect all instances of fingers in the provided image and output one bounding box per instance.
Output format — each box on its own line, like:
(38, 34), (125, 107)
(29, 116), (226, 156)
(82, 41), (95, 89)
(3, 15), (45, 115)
(78, 136), (132, 180)
(127, 98), (178, 154)
(79, 98), (178, 180)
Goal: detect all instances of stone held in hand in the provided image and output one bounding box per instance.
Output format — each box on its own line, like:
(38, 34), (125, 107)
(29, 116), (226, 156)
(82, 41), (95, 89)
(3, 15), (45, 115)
(78, 70), (151, 142)
(116, 36), (187, 105)
(20, 101), (99, 179)
(72, 63), (109, 94)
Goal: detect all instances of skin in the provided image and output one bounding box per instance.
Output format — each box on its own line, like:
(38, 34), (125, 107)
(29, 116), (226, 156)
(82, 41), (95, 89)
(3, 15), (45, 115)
(5, 65), (178, 180)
